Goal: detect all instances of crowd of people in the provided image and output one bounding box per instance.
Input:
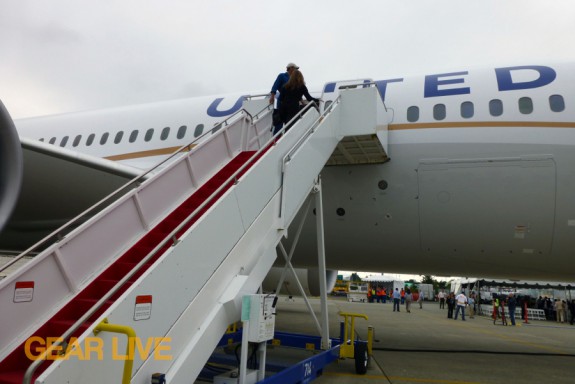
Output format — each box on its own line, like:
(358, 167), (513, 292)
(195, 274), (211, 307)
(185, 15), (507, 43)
(360, 286), (426, 314)
(535, 296), (575, 324)
(437, 290), (575, 325)
(437, 290), (476, 322)
(356, 284), (575, 326)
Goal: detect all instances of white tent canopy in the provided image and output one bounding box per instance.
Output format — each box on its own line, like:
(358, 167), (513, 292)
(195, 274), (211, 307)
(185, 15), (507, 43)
(362, 274), (403, 282)
(452, 277), (574, 295)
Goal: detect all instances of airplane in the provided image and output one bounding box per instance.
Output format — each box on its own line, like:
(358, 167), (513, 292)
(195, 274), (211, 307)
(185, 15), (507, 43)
(1, 63), (574, 283)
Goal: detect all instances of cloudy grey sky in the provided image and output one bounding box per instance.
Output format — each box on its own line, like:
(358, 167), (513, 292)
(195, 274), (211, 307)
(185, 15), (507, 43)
(2, 0), (575, 119)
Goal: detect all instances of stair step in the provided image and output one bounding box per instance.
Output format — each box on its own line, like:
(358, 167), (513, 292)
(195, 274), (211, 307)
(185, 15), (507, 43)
(0, 151), (259, 381)
(0, 370), (27, 384)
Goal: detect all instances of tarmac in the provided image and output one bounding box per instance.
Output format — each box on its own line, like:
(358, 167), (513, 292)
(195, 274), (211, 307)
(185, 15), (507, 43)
(268, 296), (575, 384)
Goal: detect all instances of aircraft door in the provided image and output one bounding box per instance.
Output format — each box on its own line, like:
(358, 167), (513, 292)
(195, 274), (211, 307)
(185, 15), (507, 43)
(417, 156), (556, 267)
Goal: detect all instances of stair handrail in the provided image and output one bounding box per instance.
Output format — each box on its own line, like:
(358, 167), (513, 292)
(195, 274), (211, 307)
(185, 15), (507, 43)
(21, 103), (274, 383)
(22, 87), (381, 383)
(0, 99), (271, 276)
(282, 97), (340, 165)
(336, 81), (389, 112)
(277, 97), (341, 221)
(22, 234), (160, 384)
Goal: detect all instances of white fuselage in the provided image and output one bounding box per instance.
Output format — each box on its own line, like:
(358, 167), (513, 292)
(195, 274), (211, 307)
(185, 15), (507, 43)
(13, 64), (575, 280)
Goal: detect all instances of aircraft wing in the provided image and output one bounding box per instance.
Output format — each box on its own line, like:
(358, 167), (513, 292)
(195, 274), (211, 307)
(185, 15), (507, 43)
(0, 136), (146, 252)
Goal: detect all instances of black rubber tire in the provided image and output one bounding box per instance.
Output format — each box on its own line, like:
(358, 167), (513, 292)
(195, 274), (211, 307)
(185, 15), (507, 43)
(354, 341), (368, 375)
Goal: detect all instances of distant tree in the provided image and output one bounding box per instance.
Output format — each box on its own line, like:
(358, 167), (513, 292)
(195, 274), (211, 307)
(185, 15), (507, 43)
(417, 275), (457, 294)
(421, 275), (434, 284)
(350, 273), (362, 282)
(437, 281), (452, 292)
(406, 279), (419, 292)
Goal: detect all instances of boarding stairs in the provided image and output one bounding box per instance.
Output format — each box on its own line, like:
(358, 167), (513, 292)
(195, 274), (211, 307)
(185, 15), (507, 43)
(0, 85), (388, 384)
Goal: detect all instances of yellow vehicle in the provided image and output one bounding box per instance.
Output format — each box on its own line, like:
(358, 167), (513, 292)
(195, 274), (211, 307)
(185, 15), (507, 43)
(331, 280), (349, 296)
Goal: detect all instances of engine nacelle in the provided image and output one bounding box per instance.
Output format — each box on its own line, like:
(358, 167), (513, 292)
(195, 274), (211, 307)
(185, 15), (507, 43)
(0, 101), (23, 234)
(262, 267), (338, 297)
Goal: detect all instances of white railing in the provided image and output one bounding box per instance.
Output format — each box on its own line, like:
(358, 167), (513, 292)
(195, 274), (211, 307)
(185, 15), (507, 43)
(0, 101), (273, 364)
(13, 87), (385, 383)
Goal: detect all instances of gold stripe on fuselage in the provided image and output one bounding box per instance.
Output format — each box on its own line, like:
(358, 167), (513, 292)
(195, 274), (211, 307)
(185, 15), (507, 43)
(104, 144), (196, 161)
(389, 121), (575, 130)
(103, 121), (575, 161)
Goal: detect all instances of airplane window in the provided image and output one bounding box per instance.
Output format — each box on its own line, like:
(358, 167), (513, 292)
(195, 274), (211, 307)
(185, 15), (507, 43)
(407, 106), (419, 122)
(49, 137), (56, 144)
(460, 102), (474, 118)
(194, 124), (204, 138)
(100, 132), (109, 145)
(145, 128), (154, 142)
(489, 99), (503, 117)
(433, 104), (446, 121)
(549, 95), (565, 112)
(73, 135), (82, 147)
(60, 136), (69, 147)
(518, 97), (533, 114)
(161, 127), (170, 141)
(86, 133), (95, 146)
(129, 130), (138, 143)
(39, 138), (44, 142)
(177, 125), (187, 139)
(114, 131), (124, 144)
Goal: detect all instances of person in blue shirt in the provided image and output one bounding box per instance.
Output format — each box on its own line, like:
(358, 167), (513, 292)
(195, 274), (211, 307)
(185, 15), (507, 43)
(392, 288), (401, 312)
(269, 63), (298, 135)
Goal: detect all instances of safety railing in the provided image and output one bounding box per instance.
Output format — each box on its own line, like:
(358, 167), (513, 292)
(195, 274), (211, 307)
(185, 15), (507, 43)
(325, 79), (389, 112)
(282, 98), (338, 162)
(19, 85), (384, 383)
(0, 100), (271, 276)
(20, 101), (276, 383)
(278, 97), (340, 221)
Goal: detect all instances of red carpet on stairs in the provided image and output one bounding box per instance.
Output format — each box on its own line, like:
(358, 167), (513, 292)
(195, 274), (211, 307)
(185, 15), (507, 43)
(0, 151), (257, 384)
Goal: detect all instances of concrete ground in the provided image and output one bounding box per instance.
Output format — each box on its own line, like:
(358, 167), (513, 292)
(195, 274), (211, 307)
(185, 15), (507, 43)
(271, 296), (575, 384)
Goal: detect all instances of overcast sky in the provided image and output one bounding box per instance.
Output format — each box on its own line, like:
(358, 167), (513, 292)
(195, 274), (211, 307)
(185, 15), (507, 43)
(2, 1), (575, 119)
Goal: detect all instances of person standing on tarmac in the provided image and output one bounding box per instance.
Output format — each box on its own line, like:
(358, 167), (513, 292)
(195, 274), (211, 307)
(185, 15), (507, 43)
(508, 293), (518, 326)
(446, 293), (455, 319)
(376, 286), (383, 303)
(392, 288), (401, 312)
(438, 289), (446, 309)
(492, 294), (500, 323)
(454, 291), (467, 321)
(555, 299), (565, 323)
(269, 63), (298, 135)
(405, 289), (413, 313)
(468, 293), (476, 319)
